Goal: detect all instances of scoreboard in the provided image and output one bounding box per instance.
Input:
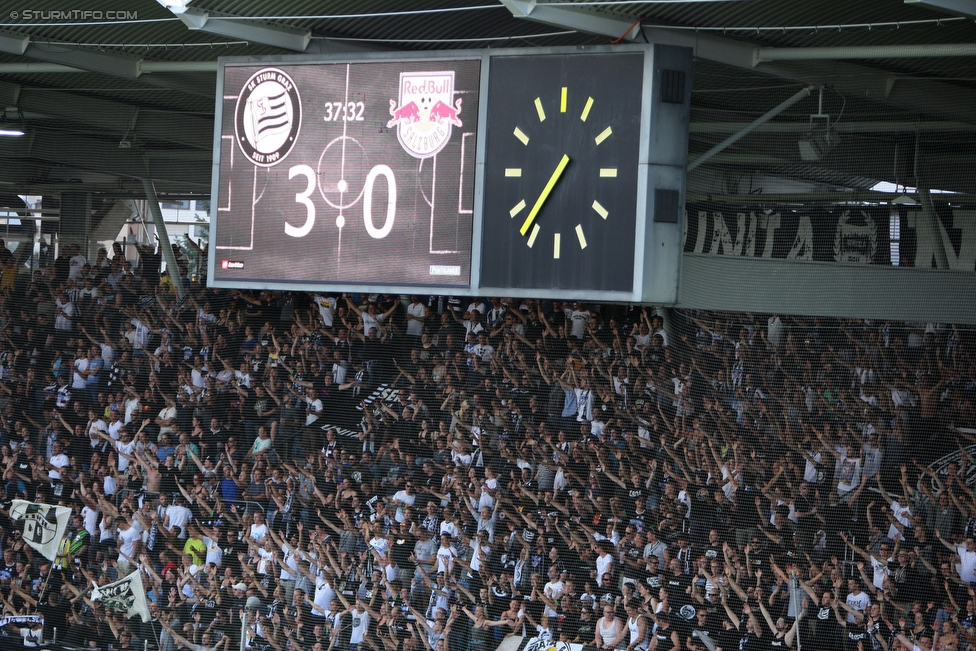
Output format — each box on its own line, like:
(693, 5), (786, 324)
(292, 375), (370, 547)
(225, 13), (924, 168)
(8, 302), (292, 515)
(210, 46), (691, 303)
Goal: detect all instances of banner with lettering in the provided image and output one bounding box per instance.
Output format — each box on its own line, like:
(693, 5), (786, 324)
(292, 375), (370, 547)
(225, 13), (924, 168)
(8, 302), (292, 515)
(682, 202), (976, 271)
(91, 569), (151, 622)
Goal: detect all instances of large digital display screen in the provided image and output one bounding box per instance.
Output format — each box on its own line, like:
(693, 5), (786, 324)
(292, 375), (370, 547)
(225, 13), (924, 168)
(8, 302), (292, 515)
(211, 58), (481, 288)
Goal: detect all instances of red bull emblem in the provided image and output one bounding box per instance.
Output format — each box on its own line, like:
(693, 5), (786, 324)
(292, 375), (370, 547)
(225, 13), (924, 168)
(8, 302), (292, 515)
(388, 71), (461, 159)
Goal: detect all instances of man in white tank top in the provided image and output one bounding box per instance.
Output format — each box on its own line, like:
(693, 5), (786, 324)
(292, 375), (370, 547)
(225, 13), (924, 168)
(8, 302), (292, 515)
(597, 604), (623, 649)
(624, 599), (649, 651)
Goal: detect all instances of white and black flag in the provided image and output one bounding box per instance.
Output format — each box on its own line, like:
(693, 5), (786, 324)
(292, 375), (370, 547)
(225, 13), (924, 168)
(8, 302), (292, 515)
(9, 499), (71, 562)
(91, 569), (151, 623)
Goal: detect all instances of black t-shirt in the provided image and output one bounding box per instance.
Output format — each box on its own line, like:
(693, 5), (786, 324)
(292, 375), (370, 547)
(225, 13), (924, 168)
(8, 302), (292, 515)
(845, 622), (869, 651)
(619, 481), (646, 503)
(664, 571), (692, 607)
(390, 531), (416, 571)
(701, 543), (723, 561)
(735, 626), (764, 651)
(575, 616), (596, 645)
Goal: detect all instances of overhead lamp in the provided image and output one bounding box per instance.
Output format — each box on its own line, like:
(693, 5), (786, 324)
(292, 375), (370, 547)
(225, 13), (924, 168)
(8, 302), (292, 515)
(0, 110), (24, 137)
(798, 114), (840, 162)
(891, 188), (918, 206)
(156, 0), (192, 14)
(797, 88), (839, 162)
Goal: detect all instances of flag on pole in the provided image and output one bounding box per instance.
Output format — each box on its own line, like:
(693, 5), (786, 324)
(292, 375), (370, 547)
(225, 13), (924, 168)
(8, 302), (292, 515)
(91, 570), (151, 623)
(9, 500), (71, 562)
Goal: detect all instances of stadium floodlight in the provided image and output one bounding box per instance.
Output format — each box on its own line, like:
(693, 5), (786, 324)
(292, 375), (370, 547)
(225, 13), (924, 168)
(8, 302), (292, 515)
(798, 89), (840, 162)
(798, 115), (840, 162)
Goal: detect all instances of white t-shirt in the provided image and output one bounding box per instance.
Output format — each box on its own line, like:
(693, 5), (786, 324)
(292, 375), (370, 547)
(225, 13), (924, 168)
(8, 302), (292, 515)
(107, 419), (123, 441)
(55, 299), (74, 331)
(569, 309), (590, 339)
(203, 536), (223, 567)
(436, 545), (456, 574)
(543, 579), (564, 617)
(72, 357), (90, 389)
(406, 301), (426, 337)
(48, 453), (69, 480)
(157, 406), (177, 435)
(313, 574), (336, 616)
(870, 555), (888, 591)
(392, 490), (416, 507)
(68, 254), (87, 279)
(165, 504), (192, 538)
(305, 397), (323, 426)
(957, 544), (976, 584)
(836, 457), (862, 495)
(349, 610), (370, 644)
(888, 501), (912, 540)
(312, 294), (337, 328)
(118, 525), (141, 561)
(82, 505), (98, 536)
(250, 522), (269, 542)
(845, 590), (871, 623)
(115, 439), (136, 472)
(595, 553), (614, 586)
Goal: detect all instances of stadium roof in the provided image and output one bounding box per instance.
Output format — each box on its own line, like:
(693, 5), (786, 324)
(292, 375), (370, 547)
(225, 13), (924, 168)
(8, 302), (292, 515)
(1, 0), (975, 197)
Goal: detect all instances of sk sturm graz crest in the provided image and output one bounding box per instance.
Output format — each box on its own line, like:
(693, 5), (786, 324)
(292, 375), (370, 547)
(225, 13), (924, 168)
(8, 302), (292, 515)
(23, 504), (59, 546)
(388, 71), (461, 159)
(235, 67), (302, 167)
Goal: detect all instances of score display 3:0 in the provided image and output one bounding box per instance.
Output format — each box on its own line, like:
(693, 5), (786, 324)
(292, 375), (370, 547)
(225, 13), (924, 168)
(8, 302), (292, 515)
(285, 163), (396, 239)
(212, 58), (481, 288)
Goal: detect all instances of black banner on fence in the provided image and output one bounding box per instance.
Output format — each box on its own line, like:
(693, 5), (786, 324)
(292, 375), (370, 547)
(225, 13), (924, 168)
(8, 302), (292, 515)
(682, 202), (976, 271)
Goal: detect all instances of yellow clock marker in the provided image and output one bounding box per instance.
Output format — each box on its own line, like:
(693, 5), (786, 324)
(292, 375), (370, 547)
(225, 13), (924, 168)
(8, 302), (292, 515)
(592, 200), (609, 219)
(599, 168), (617, 177)
(575, 224), (587, 250)
(505, 168), (522, 177)
(553, 233), (561, 259)
(510, 199), (526, 218)
(580, 97), (594, 122)
(513, 127), (529, 145)
(534, 98), (546, 122)
(519, 154), (571, 236)
(595, 126), (612, 145)
(560, 87), (568, 113)
(527, 223), (540, 248)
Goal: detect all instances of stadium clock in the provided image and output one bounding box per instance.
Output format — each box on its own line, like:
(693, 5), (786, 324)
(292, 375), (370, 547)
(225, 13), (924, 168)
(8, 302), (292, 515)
(479, 51), (645, 293)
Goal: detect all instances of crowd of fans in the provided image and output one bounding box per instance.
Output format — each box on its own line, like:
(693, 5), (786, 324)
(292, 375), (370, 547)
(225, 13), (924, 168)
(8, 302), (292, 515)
(0, 240), (972, 651)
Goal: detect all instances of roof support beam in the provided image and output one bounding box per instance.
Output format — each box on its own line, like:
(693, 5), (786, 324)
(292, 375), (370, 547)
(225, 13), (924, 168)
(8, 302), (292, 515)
(690, 120), (976, 134)
(16, 89), (213, 150)
(20, 44), (142, 78)
(1, 29), (142, 78)
(500, 0), (642, 41)
(0, 61), (217, 74)
(758, 43), (976, 62)
(177, 7), (311, 52)
(500, 3), (976, 125)
(0, 131), (210, 187)
(688, 86), (813, 171)
(904, 0), (976, 19)
(142, 179), (185, 299)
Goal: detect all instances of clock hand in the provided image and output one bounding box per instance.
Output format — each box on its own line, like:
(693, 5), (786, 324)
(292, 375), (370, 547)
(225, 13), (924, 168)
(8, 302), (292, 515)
(519, 154), (570, 236)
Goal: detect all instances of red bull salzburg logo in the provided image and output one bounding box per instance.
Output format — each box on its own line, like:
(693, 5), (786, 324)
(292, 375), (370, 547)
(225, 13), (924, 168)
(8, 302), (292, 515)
(388, 71), (462, 159)
(235, 67), (302, 168)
